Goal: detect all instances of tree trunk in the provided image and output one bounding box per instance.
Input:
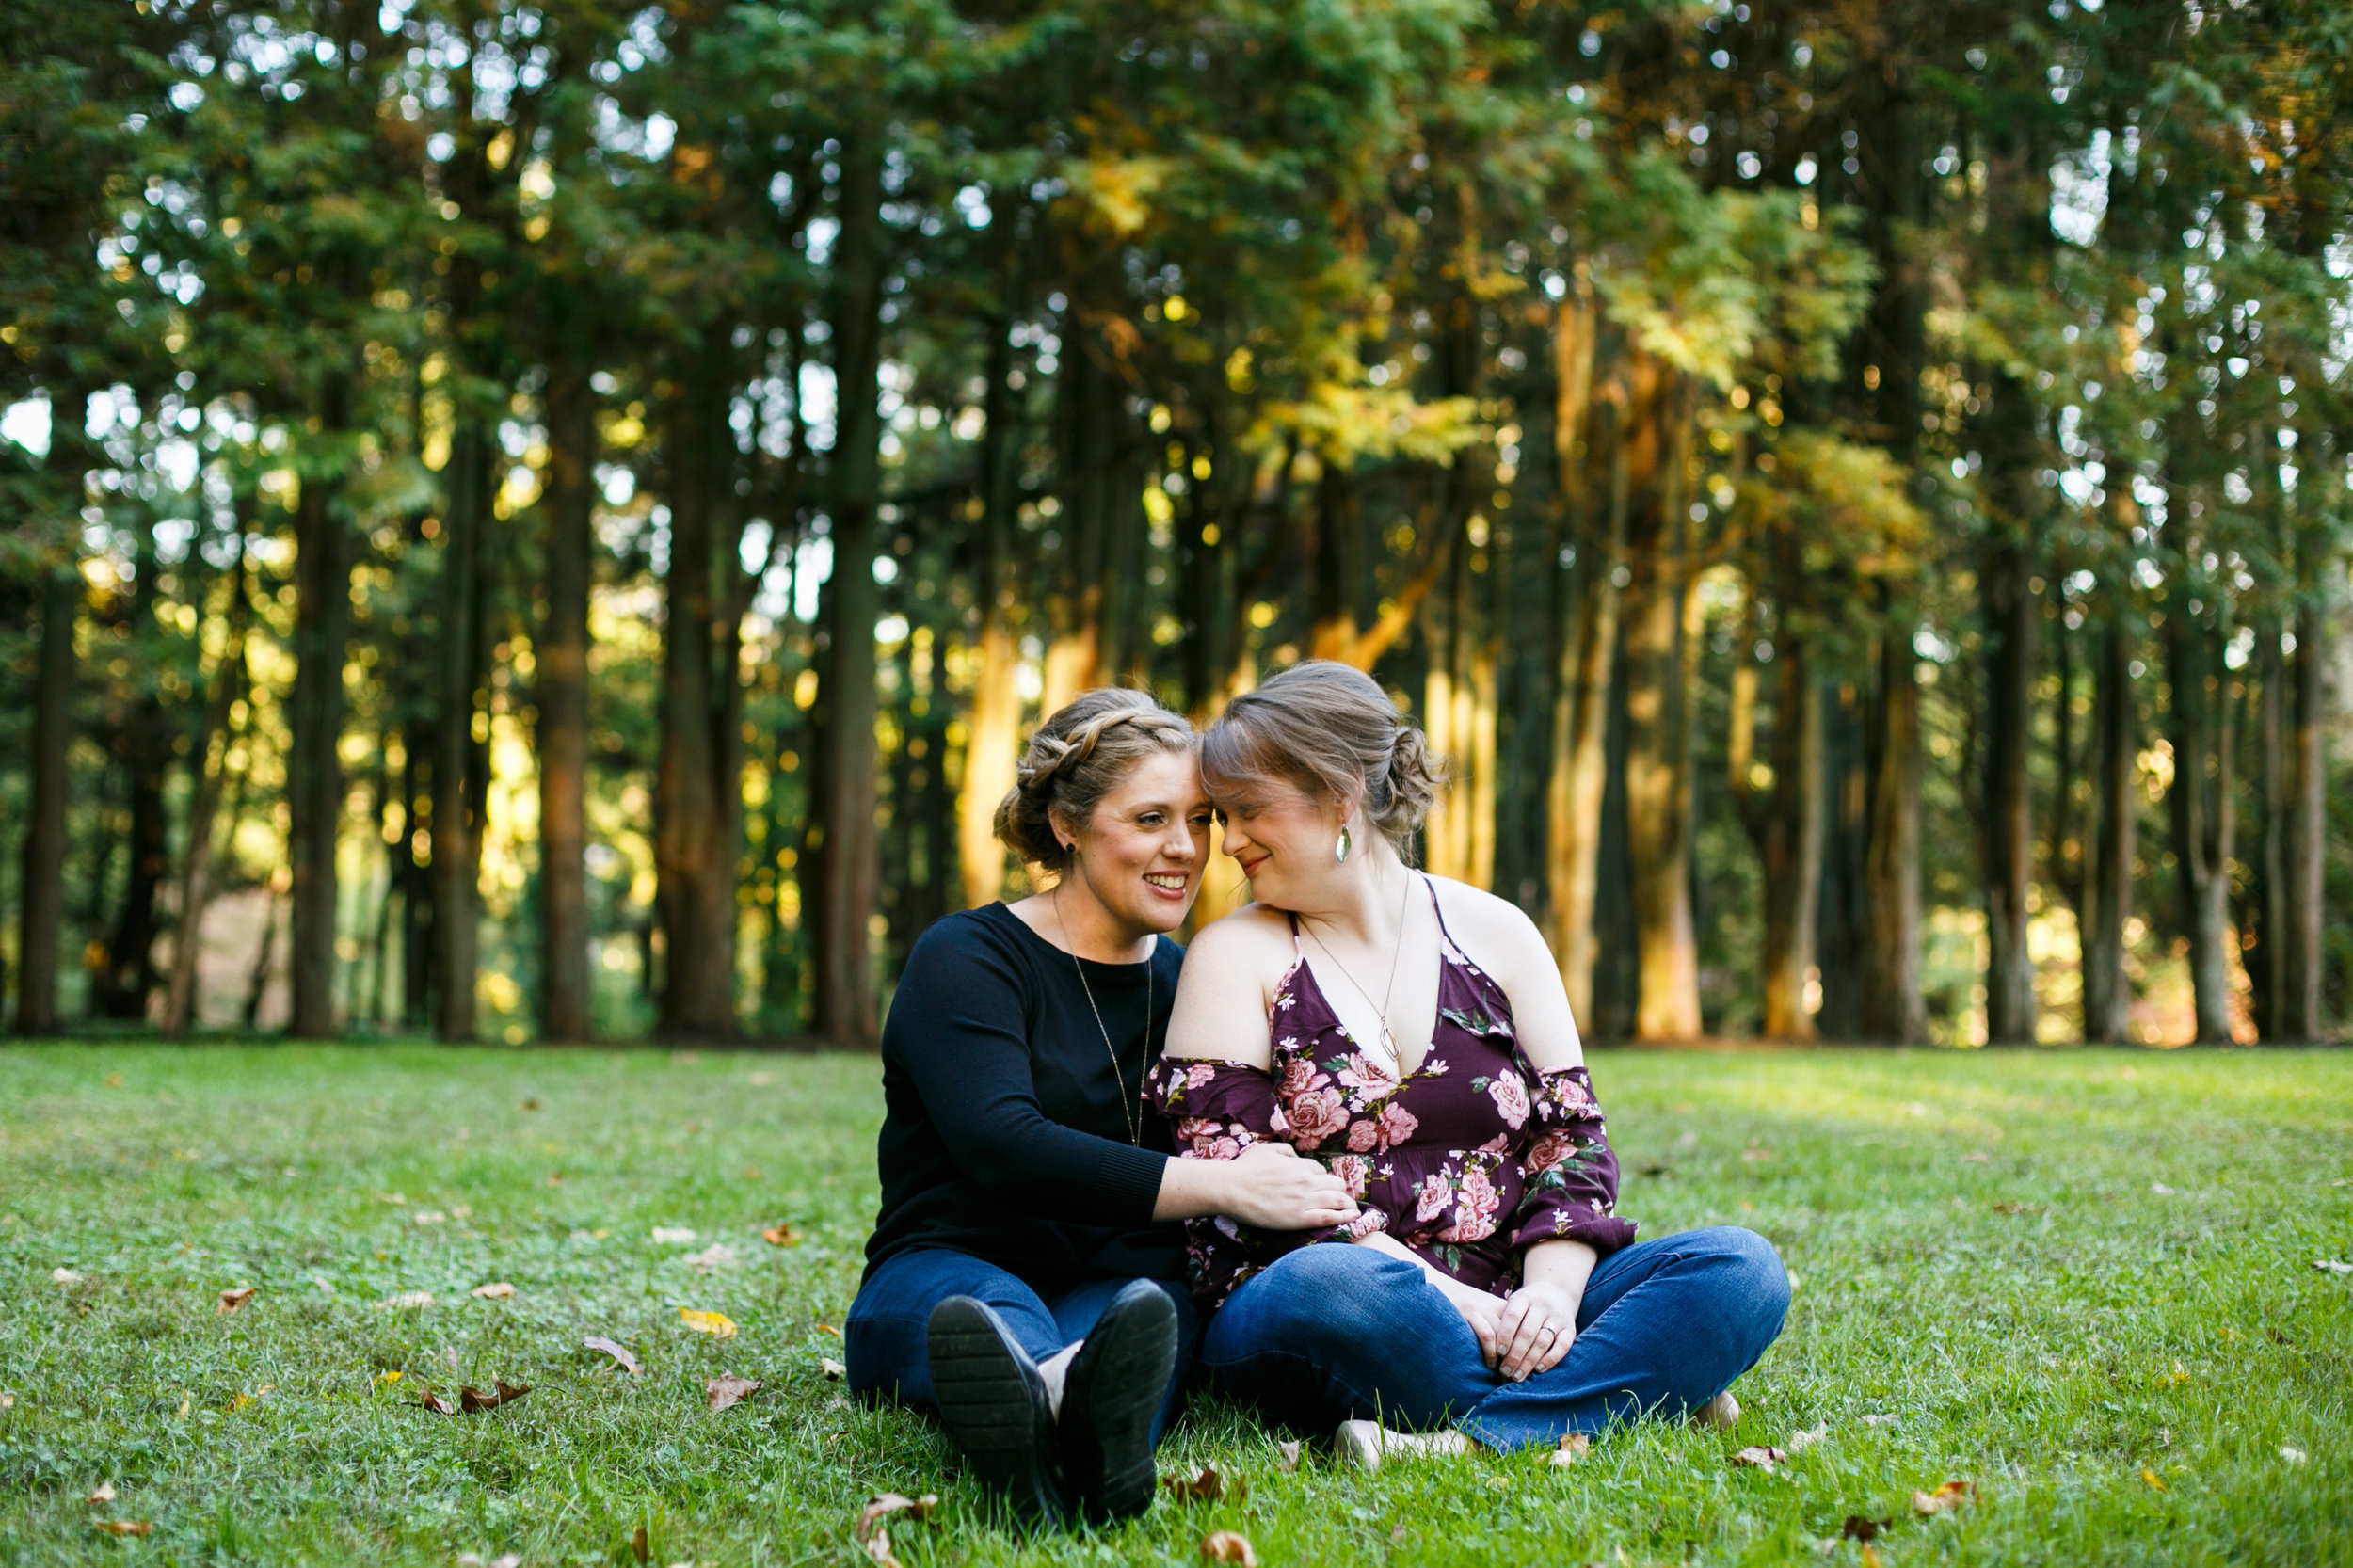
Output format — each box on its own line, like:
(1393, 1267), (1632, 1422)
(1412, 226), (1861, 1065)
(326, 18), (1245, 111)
(1980, 538), (2039, 1043)
(2281, 599), (2329, 1039)
(98, 517), (170, 1021)
(1859, 614), (1928, 1041)
(432, 419), (488, 1042)
(288, 423), (353, 1040)
(1758, 655), (1827, 1040)
(1549, 397), (1626, 1025)
(537, 357), (596, 1041)
(2165, 607), (2237, 1044)
(956, 280), (1026, 908)
(2081, 621), (2137, 1042)
(164, 539), (251, 1036)
(1620, 368), (1701, 1040)
(14, 567), (76, 1034)
(655, 328), (742, 1037)
(810, 134), (886, 1044)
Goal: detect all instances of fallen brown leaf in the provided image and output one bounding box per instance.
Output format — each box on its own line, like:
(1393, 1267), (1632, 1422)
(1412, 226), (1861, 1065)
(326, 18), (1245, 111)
(1389, 1522), (1407, 1544)
(854, 1494), (937, 1543)
(1, 1393), (14, 1410)
(1274, 1439), (1301, 1473)
(1840, 1515), (1887, 1542)
(85, 1481), (116, 1505)
(820, 1357), (846, 1381)
(1200, 1530), (1259, 1567)
(584, 1336), (643, 1376)
(855, 1495), (936, 1568)
(216, 1286), (256, 1316)
(457, 1380), (531, 1414)
(1732, 1446), (1788, 1472)
(1993, 1202), (2043, 1215)
(1786, 1424), (1827, 1453)
(1911, 1479), (1977, 1516)
(520, 1098), (541, 1112)
(762, 1224), (800, 1247)
(706, 1374), (761, 1413)
(1549, 1432), (1592, 1467)
(1163, 1466), (1246, 1502)
(631, 1523), (649, 1563)
(411, 1388), (457, 1415)
(471, 1282), (516, 1301)
(92, 1521), (152, 1538)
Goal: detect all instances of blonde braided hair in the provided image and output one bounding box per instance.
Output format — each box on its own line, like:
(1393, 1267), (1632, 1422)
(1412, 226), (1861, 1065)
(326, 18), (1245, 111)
(994, 689), (1196, 872)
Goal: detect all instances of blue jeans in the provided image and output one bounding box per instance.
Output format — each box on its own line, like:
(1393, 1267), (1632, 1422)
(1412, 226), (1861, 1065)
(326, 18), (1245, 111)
(1200, 1226), (1788, 1453)
(845, 1248), (1199, 1446)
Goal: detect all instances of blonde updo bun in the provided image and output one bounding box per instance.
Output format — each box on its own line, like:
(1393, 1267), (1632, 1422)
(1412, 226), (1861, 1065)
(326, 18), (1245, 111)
(1200, 661), (1443, 856)
(993, 689), (1196, 872)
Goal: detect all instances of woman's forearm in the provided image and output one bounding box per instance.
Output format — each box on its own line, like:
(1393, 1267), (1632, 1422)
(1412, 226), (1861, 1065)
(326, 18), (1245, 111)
(1151, 1154), (1231, 1221)
(1520, 1237), (1599, 1295)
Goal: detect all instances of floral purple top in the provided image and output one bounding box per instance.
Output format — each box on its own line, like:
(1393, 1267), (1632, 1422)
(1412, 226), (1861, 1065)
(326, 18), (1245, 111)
(1146, 885), (1635, 1307)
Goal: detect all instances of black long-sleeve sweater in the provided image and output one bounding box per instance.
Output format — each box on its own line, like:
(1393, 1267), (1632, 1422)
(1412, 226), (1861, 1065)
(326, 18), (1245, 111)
(863, 902), (1184, 1292)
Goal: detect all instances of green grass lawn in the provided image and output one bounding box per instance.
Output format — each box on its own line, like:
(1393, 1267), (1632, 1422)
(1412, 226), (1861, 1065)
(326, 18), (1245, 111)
(2, 1042), (2348, 1567)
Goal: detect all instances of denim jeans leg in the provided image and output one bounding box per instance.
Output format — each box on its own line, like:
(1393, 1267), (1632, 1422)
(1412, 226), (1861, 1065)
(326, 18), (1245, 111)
(1048, 1275), (1201, 1446)
(1459, 1225), (1791, 1452)
(844, 1248), (1066, 1415)
(1202, 1244), (1497, 1435)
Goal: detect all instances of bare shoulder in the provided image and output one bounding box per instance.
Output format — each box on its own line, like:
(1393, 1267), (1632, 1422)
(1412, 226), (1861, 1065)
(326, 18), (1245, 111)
(1424, 874), (1553, 973)
(1180, 902), (1297, 979)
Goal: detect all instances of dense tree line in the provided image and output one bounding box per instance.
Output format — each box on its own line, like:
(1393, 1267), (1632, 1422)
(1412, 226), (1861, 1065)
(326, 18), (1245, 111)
(3, 0), (2348, 1047)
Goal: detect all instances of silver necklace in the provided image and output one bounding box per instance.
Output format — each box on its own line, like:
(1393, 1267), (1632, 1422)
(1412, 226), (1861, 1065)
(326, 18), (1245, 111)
(1300, 869), (1417, 1072)
(1053, 886), (1149, 1146)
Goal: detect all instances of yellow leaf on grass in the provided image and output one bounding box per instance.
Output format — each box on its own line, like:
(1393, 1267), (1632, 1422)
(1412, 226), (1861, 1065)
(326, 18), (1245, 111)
(1911, 1479), (1977, 1516)
(93, 1521), (152, 1538)
(679, 1308), (737, 1338)
(762, 1224), (800, 1247)
(2141, 1467), (2167, 1492)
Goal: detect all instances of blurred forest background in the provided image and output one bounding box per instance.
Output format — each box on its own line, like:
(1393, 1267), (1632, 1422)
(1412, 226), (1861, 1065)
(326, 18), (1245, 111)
(3, 0), (2349, 1049)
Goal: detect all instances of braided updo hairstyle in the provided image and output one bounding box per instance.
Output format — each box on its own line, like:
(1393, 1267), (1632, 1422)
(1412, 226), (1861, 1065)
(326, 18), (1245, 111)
(1199, 660), (1443, 857)
(993, 688), (1197, 873)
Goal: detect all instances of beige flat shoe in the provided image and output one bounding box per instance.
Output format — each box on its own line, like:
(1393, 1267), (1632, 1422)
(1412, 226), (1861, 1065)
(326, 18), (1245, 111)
(1689, 1391), (1741, 1431)
(1334, 1418), (1474, 1472)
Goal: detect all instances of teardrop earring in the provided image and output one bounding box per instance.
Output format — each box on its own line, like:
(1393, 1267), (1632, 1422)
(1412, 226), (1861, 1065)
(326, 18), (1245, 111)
(1335, 824), (1352, 865)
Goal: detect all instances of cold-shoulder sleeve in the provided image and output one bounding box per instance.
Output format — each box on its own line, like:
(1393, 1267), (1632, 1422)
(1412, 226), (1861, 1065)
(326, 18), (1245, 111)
(1507, 1064), (1637, 1257)
(1146, 1057), (1385, 1307)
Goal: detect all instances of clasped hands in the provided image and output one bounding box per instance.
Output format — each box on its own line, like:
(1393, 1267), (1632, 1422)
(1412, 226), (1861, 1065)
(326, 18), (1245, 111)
(1209, 1145), (1587, 1383)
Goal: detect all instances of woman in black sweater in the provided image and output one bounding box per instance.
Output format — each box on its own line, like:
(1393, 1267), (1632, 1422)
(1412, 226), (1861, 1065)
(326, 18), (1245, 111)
(848, 689), (1355, 1526)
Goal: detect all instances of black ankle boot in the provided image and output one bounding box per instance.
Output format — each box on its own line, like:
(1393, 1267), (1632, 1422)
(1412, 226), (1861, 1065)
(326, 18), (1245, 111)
(1057, 1280), (1179, 1524)
(925, 1295), (1064, 1525)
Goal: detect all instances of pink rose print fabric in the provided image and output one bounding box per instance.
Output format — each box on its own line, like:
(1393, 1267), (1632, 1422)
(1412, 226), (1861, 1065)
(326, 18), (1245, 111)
(1145, 891), (1635, 1307)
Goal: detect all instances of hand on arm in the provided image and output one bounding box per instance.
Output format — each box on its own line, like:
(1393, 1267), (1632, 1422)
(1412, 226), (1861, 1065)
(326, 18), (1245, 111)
(1151, 915), (1357, 1230)
(1153, 1142), (1358, 1227)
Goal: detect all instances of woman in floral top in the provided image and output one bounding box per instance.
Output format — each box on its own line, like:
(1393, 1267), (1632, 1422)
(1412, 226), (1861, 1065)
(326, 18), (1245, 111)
(1153, 662), (1789, 1463)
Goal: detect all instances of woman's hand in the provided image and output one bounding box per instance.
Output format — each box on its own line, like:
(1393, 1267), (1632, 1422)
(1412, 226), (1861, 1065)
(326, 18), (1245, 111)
(1493, 1276), (1581, 1381)
(1433, 1274), (1509, 1367)
(1219, 1143), (1360, 1229)
(1155, 1142), (1359, 1229)
(1494, 1237), (1599, 1381)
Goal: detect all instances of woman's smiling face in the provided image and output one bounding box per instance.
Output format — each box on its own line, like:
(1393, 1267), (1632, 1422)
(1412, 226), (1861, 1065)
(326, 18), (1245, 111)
(1209, 779), (1344, 911)
(1060, 749), (1215, 934)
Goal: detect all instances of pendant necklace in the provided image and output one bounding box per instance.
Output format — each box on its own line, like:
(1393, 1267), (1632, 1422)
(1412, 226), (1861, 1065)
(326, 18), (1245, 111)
(1054, 884), (1149, 1145)
(1301, 867), (1418, 1075)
